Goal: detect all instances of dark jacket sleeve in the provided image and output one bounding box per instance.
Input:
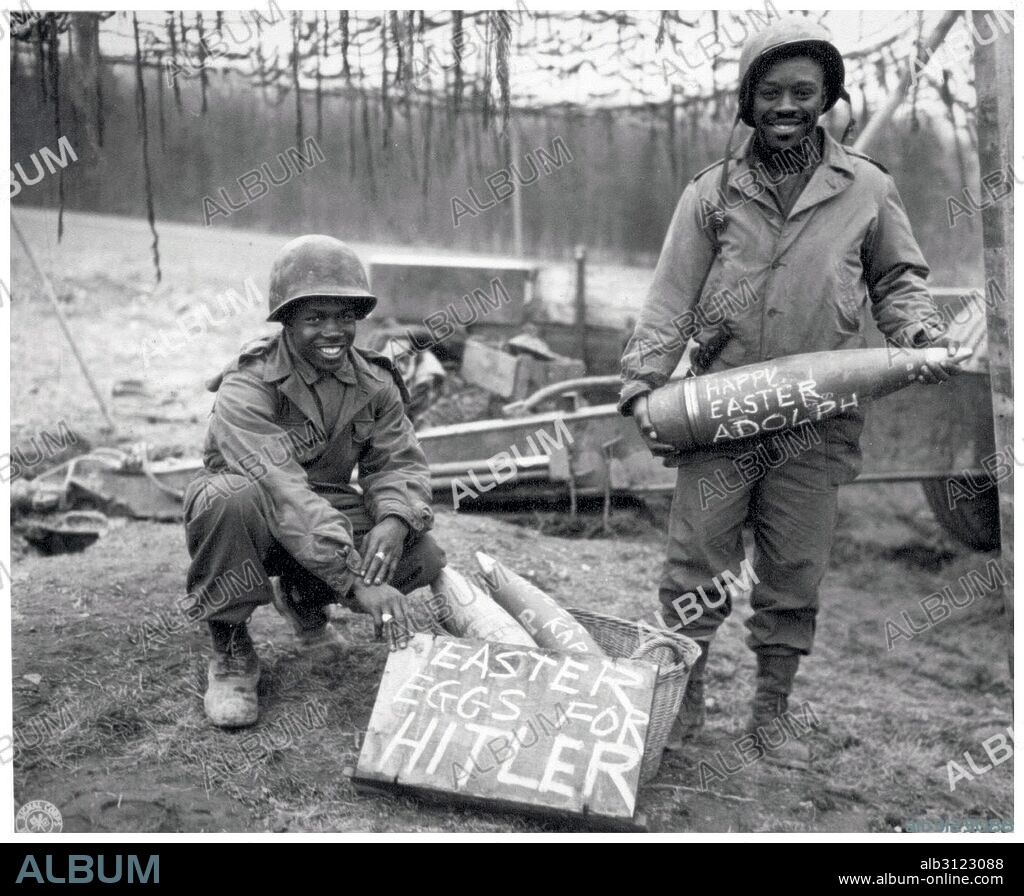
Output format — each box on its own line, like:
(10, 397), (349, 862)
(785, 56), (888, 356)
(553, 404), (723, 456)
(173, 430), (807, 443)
(358, 378), (434, 534)
(209, 368), (363, 595)
(619, 183), (716, 414)
(863, 175), (944, 345)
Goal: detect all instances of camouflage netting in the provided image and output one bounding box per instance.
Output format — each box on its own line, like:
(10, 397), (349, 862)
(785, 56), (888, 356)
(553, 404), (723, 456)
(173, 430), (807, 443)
(11, 9), (986, 279)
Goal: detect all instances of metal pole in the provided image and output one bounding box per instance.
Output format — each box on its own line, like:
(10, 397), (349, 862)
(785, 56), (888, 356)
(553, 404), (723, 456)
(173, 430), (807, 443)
(510, 122), (524, 255)
(972, 10), (1014, 673)
(574, 244), (589, 371)
(11, 216), (117, 433)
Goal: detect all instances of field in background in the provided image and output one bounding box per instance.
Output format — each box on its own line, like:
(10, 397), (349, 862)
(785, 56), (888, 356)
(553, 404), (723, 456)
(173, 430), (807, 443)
(13, 56), (986, 280)
(8, 211), (1011, 833)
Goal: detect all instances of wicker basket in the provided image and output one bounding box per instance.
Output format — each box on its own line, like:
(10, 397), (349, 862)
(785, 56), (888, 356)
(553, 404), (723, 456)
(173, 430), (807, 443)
(568, 607), (701, 784)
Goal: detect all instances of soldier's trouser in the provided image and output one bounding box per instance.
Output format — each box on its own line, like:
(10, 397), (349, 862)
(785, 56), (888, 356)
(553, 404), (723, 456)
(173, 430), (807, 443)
(658, 432), (844, 656)
(183, 472), (447, 625)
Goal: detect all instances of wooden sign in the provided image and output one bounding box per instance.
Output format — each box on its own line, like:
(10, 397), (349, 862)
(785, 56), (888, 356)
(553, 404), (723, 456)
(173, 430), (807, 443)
(354, 633), (657, 824)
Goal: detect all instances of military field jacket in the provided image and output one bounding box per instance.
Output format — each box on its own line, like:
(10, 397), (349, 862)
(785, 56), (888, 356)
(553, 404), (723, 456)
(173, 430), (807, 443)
(194, 334), (433, 595)
(620, 129), (940, 415)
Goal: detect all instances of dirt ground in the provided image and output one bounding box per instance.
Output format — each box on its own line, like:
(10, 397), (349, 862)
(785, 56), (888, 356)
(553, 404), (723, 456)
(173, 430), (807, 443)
(7, 209), (1013, 833)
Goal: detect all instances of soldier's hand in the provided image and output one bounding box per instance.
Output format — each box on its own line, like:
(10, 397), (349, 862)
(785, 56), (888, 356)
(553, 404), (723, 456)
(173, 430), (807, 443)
(630, 394), (678, 457)
(360, 517), (409, 586)
(351, 581), (423, 651)
(913, 333), (967, 384)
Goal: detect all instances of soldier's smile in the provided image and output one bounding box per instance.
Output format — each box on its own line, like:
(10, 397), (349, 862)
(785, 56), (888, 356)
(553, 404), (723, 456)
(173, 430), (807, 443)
(285, 297), (360, 372)
(767, 119), (803, 138)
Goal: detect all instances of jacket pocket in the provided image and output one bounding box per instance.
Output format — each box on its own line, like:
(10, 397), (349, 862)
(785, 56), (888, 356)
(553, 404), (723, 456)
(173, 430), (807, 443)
(351, 411), (376, 444)
(823, 411), (865, 486)
(834, 260), (865, 332)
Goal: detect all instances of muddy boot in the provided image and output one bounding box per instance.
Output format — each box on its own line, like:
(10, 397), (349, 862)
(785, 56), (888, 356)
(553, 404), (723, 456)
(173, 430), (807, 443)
(665, 640), (710, 751)
(204, 621), (260, 728)
(271, 578), (347, 656)
(748, 651), (811, 771)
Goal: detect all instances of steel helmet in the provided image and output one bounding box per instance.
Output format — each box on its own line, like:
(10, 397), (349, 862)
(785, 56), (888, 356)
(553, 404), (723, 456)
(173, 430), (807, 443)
(736, 17), (849, 127)
(266, 234), (377, 323)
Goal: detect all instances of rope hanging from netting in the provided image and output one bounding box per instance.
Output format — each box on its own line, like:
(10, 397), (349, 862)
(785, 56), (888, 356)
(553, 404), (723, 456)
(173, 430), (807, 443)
(10, 9), (981, 283)
(12, 10), (978, 121)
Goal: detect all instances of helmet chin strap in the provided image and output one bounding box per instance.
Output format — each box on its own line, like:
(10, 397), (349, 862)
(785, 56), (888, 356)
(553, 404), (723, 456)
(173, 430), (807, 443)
(709, 115), (740, 245)
(837, 88), (857, 144)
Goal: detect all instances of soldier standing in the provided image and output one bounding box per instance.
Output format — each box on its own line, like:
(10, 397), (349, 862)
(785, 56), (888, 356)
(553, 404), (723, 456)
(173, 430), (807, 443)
(620, 20), (963, 765)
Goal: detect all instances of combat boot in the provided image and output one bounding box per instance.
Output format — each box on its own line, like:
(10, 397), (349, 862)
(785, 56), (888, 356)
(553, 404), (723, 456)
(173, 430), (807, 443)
(296, 621), (348, 655)
(748, 651), (811, 770)
(271, 578), (348, 656)
(204, 621), (260, 728)
(665, 640), (710, 751)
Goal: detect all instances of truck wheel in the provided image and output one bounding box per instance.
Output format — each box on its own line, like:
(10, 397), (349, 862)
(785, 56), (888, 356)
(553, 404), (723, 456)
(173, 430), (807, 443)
(921, 478), (1001, 552)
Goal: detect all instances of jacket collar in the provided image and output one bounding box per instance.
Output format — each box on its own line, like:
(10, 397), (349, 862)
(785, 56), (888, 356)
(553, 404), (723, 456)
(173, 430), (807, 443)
(730, 127), (854, 174)
(260, 333), (363, 435)
(726, 127), (855, 215)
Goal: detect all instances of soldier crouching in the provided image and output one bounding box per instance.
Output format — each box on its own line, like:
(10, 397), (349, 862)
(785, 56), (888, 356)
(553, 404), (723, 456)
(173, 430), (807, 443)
(184, 234), (446, 728)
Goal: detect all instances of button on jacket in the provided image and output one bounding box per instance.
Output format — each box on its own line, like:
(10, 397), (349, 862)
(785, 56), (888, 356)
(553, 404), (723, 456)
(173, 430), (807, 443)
(190, 333), (434, 596)
(620, 129), (940, 415)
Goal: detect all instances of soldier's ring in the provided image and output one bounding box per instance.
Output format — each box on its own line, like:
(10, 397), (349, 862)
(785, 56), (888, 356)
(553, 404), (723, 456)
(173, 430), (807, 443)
(374, 551), (387, 561)
(381, 613), (394, 624)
